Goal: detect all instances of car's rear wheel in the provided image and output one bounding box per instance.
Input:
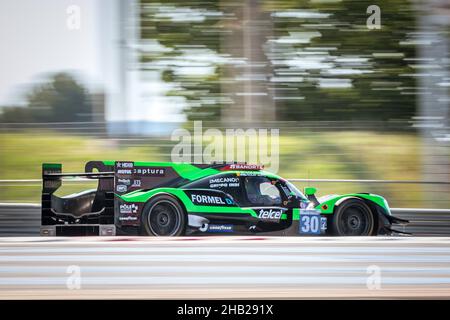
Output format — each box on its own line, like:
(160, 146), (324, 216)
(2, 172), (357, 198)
(141, 195), (186, 236)
(330, 199), (375, 236)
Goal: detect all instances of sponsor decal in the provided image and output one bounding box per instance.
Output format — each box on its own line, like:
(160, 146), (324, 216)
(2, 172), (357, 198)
(118, 216), (138, 221)
(200, 224), (234, 233)
(116, 162), (134, 168)
(321, 217), (327, 231)
(117, 178), (131, 186)
(209, 177), (240, 189)
(191, 194), (226, 205)
(133, 167), (165, 176)
(185, 190), (235, 207)
(117, 169), (132, 175)
(115, 162), (134, 175)
(116, 185), (127, 193)
(236, 172), (261, 177)
(223, 164), (264, 171)
(116, 163), (165, 178)
(119, 203), (139, 214)
(258, 208), (283, 220)
(225, 198), (234, 205)
(210, 177), (239, 184)
(132, 180), (141, 187)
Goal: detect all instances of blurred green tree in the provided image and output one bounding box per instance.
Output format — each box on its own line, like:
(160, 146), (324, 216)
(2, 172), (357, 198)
(139, 0), (225, 121)
(268, 0), (417, 122)
(0, 73), (93, 123)
(139, 0), (418, 122)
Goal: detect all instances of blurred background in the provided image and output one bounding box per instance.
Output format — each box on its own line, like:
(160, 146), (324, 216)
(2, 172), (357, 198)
(0, 0), (449, 208)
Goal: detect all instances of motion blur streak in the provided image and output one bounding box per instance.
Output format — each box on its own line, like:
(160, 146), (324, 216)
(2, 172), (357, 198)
(1, 237), (450, 299)
(2, 204), (450, 236)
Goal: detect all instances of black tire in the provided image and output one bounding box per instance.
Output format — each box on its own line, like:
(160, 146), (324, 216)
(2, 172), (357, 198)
(141, 195), (186, 236)
(330, 199), (375, 236)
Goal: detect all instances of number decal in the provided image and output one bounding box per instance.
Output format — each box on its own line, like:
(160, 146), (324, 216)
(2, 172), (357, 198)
(310, 216), (319, 232)
(300, 214), (321, 234)
(300, 216), (310, 233)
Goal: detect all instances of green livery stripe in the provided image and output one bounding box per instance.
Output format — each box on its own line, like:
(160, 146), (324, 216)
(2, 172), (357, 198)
(102, 160), (115, 166)
(183, 167), (221, 181)
(293, 208), (301, 221)
(316, 193), (390, 215)
(119, 188), (291, 220)
(119, 188), (259, 218)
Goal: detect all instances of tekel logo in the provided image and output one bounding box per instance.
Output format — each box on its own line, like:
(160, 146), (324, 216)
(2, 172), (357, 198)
(119, 204), (138, 214)
(258, 209), (282, 220)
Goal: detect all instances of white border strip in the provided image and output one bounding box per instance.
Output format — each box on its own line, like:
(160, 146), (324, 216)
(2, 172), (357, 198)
(1, 178), (450, 185)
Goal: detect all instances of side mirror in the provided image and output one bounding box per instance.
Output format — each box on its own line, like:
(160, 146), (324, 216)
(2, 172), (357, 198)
(304, 187), (317, 196)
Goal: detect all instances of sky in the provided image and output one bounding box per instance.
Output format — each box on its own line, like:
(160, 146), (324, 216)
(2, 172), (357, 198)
(0, 0), (102, 106)
(0, 0), (184, 124)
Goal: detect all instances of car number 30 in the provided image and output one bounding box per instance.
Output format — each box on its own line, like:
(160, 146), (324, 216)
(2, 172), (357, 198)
(300, 215), (321, 234)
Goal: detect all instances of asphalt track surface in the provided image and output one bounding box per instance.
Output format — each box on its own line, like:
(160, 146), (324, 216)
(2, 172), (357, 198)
(1, 236), (450, 299)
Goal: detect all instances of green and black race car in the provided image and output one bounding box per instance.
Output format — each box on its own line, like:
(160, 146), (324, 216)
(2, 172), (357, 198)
(40, 161), (408, 237)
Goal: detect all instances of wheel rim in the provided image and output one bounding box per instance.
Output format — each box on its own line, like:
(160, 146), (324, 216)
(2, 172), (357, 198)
(338, 204), (372, 236)
(148, 201), (182, 236)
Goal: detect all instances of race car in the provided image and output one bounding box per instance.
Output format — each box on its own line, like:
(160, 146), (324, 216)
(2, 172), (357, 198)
(40, 161), (408, 236)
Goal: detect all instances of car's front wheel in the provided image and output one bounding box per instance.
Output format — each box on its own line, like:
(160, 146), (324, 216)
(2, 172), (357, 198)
(141, 195), (186, 236)
(330, 199), (375, 236)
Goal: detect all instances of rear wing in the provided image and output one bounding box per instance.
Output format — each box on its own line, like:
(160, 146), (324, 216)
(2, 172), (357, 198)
(42, 161), (114, 195)
(41, 159), (184, 200)
(41, 162), (115, 233)
(41, 160), (184, 226)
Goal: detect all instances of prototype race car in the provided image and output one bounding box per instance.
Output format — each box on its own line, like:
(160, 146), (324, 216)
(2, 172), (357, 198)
(40, 161), (408, 236)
